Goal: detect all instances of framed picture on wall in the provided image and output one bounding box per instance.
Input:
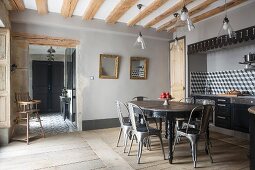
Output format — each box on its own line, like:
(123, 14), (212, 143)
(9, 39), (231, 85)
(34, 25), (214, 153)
(130, 57), (148, 80)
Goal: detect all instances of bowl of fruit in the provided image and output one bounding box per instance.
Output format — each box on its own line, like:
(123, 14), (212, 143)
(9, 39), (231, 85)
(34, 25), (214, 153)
(160, 92), (172, 105)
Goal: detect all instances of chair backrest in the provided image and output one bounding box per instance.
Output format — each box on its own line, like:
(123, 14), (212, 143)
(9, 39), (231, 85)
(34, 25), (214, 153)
(128, 103), (149, 132)
(179, 97), (194, 104)
(15, 92), (31, 102)
(186, 105), (213, 134)
(116, 101), (130, 127)
(199, 105), (213, 134)
(132, 96), (148, 101)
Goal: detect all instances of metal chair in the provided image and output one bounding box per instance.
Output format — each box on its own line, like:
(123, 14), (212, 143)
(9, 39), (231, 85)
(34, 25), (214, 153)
(127, 103), (165, 164)
(116, 101), (133, 153)
(132, 96), (159, 129)
(173, 105), (213, 168)
(132, 96), (148, 101)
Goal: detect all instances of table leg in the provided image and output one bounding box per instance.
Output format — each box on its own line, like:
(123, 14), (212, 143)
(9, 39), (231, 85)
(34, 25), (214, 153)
(165, 120), (168, 139)
(168, 117), (174, 164)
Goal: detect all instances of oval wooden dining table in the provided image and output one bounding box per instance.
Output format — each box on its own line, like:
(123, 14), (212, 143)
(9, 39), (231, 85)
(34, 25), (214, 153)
(130, 100), (201, 164)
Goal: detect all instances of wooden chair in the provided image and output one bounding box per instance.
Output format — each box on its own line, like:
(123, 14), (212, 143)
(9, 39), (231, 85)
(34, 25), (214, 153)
(12, 92), (45, 144)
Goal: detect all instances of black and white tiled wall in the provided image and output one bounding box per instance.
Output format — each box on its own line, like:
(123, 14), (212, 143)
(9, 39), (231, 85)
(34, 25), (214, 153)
(190, 70), (255, 95)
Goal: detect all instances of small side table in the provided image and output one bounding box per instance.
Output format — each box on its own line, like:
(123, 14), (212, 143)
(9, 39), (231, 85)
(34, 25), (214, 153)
(59, 96), (71, 120)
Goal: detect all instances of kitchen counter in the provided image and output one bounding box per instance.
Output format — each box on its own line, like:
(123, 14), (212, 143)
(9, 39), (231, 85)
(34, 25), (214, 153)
(249, 106), (255, 114)
(191, 94), (255, 105)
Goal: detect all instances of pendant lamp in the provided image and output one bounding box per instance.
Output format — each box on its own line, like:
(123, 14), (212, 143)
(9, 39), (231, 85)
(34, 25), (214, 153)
(134, 4), (146, 49)
(217, 0), (236, 38)
(180, 1), (195, 32)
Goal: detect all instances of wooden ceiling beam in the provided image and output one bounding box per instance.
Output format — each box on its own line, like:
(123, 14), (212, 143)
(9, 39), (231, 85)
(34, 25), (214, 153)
(106, 0), (138, 24)
(35, 0), (48, 15)
(7, 0), (25, 11)
(167, 0), (247, 32)
(127, 0), (169, 27)
(157, 0), (218, 32)
(61, 0), (79, 18)
(144, 0), (194, 28)
(83, 0), (105, 20)
(12, 32), (80, 47)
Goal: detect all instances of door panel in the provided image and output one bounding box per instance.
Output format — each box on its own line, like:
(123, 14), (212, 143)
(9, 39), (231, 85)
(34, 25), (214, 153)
(52, 62), (64, 112)
(170, 38), (185, 101)
(32, 61), (64, 113)
(0, 29), (10, 128)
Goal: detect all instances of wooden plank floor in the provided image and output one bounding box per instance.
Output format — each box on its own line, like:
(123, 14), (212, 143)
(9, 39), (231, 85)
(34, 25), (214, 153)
(0, 128), (249, 170)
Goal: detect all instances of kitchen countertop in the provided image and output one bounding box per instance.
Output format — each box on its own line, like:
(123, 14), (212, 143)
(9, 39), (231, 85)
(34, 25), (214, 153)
(192, 93), (255, 105)
(249, 106), (255, 115)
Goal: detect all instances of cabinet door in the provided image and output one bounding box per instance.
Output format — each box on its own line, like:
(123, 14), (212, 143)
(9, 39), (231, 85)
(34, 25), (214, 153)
(232, 104), (250, 133)
(0, 29), (10, 128)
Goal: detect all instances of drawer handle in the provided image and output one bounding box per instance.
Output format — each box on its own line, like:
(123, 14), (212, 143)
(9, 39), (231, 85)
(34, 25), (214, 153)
(217, 116), (226, 120)
(217, 104), (226, 107)
(218, 99), (226, 102)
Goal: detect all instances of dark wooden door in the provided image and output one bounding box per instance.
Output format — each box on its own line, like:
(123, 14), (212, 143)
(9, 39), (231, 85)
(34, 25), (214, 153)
(32, 61), (64, 113)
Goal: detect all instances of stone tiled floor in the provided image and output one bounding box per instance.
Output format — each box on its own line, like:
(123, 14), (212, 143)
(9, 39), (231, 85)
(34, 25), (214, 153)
(0, 128), (250, 170)
(30, 113), (77, 136)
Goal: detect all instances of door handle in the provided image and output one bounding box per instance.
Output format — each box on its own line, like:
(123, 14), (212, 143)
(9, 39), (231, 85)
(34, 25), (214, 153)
(217, 104), (226, 107)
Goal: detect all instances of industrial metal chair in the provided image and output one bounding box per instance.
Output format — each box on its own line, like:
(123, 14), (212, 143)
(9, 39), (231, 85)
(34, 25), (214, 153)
(132, 96), (148, 101)
(12, 92), (45, 144)
(116, 100), (133, 153)
(173, 105), (213, 168)
(127, 103), (165, 164)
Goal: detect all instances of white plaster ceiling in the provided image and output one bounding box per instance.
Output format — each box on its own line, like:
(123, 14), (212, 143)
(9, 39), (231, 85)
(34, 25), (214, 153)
(22, 0), (255, 30)
(29, 45), (66, 55)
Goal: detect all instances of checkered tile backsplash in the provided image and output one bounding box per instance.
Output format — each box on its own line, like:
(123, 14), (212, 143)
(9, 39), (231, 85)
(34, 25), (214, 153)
(190, 70), (255, 95)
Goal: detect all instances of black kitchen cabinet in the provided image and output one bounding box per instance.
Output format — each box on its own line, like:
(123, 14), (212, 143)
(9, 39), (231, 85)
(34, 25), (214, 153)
(250, 112), (255, 170)
(232, 104), (251, 133)
(215, 98), (232, 129)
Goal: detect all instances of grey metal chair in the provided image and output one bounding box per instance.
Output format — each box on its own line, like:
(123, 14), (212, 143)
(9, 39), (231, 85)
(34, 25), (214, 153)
(132, 96), (148, 101)
(175, 97), (195, 142)
(127, 103), (165, 164)
(116, 101), (133, 153)
(173, 105), (213, 168)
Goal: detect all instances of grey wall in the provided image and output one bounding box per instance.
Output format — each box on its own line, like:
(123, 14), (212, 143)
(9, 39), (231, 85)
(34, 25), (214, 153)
(10, 10), (170, 130)
(207, 43), (255, 72)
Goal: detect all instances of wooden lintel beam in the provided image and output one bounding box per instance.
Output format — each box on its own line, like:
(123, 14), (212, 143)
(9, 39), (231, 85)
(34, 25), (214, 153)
(144, 0), (194, 28)
(106, 0), (138, 24)
(61, 0), (79, 18)
(35, 0), (48, 15)
(127, 0), (169, 27)
(12, 32), (80, 47)
(157, 0), (218, 32)
(83, 0), (105, 20)
(8, 0), (25, 11)
(167, 0), (247, 32)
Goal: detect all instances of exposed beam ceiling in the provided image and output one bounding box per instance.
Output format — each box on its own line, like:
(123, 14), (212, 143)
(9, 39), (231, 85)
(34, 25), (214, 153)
(127, 0), (169, 27)
(167, 0), (247, 32)
(8, 0), (25, 11)
(35, 0), (48, 15)
(106, 0), (138, 24)
(83, 0), (105, 20)
(157, 0), (218, 32)
(61, 0), (79, 18)
(144, 0), (194, 28)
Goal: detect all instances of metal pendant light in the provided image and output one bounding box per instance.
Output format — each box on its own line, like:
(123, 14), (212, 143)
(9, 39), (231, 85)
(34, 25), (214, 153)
(170, 13), (180, 51)
(134, 4), (146, 49)
(217, 0), (236, 38)
(47, 46), (55, 61)
(180, 0), (195, 31)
